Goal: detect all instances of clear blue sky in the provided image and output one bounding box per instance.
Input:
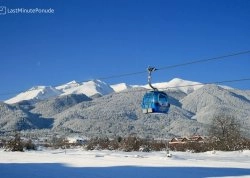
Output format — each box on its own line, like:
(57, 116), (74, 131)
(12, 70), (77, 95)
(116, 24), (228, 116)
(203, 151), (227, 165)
(1, 0), (250, 101)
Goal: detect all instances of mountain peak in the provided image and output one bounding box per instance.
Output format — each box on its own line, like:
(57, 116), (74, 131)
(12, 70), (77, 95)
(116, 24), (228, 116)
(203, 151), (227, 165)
(29, 86), (46, 91)
(85, 79), (105, 86)
(67, 80), (78, 84)
(5, 86), (61, 104)
(111, 83), (131, 92)
(167, 78), (203, 93)
(169, 78), (187, 82)
(60, 79), (114, 97)
(141, 78), (203, 94)
(56, 81), (80, 91)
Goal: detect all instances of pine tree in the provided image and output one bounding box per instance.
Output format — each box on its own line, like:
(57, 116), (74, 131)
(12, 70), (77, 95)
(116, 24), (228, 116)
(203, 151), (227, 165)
(7, 133), (24, 152)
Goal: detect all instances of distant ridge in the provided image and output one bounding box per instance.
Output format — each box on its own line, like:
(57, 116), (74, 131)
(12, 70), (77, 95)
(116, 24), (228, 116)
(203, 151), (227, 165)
(4, 78), (225, 104)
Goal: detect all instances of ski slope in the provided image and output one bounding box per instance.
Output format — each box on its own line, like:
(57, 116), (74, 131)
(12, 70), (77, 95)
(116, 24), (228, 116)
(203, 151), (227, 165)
(1, 149), (250, 178)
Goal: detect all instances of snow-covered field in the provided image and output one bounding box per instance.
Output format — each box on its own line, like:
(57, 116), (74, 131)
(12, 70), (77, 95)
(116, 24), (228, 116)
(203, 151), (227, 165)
(1, 149), (250, 178)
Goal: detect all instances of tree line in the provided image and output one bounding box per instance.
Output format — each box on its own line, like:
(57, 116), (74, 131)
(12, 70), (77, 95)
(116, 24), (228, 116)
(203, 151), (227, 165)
(1, 114), (250, 152)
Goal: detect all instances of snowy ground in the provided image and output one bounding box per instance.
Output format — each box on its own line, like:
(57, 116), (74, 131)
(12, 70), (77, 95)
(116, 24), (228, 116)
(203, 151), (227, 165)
(1, 149), (250, 178)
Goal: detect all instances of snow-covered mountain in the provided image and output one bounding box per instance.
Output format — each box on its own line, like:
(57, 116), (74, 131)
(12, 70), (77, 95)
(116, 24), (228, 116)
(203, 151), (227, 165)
(5, 80), (114, 104)
(1, 78), (250, 138)
(58, 80), (114, 97)
(55, 80), (81, 91)
(141, 78), (203, 94)
(110, 83), (132, 92)
(2, 78), (216, 104)
(5, 86), (62, 104)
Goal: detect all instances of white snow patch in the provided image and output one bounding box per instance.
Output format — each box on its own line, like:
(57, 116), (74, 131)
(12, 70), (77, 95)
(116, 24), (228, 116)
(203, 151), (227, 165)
(0, 149), (250, 178)
(111, 83), (131, 92)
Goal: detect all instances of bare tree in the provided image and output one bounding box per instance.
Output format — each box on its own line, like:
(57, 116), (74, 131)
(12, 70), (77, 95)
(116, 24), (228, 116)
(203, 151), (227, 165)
(209, 114), (243, 150)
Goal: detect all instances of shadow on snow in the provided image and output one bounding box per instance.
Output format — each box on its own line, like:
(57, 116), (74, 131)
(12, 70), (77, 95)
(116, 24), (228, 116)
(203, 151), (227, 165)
(1, 163), (250, 178)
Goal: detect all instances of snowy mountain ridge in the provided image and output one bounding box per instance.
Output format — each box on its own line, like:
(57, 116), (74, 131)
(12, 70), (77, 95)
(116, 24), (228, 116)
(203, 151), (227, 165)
(1, 81), (250, 138)
(4, 78), (212, 104)
(4, 80), (114, 104)
(141, 78), (204, 94)
(59, 80), (114, 97)
(5, 86), (62, 104)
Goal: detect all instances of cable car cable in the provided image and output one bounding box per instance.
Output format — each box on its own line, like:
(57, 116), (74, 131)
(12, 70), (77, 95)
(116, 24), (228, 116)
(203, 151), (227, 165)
(157, 50), (250, 71)
(96, 49), (250, 81)
(0, 50), (250, 97)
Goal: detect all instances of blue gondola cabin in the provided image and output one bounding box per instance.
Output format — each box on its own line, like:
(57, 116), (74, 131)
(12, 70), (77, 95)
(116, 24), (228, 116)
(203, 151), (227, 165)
(141, 91), (170, 114)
